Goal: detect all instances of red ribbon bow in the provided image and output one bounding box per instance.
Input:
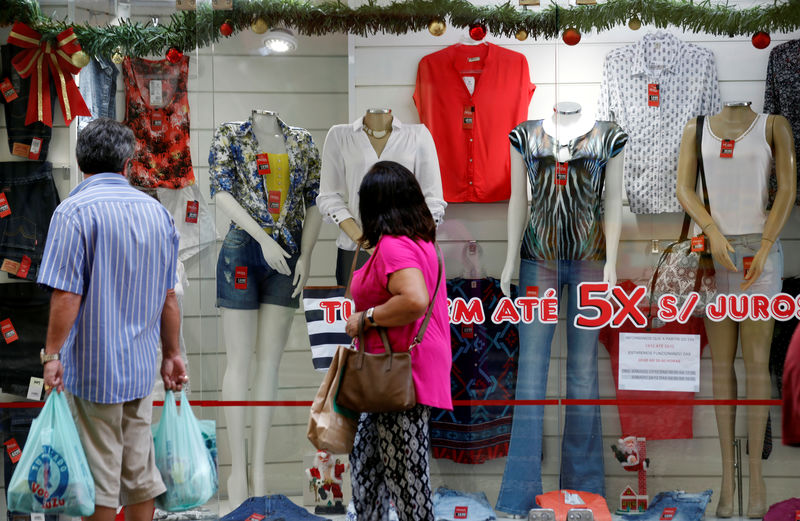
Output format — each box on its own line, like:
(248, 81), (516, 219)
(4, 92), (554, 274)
(7, 22), (91, 127)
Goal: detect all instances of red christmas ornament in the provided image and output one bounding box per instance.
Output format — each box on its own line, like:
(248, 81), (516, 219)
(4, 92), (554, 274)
(166, 48), (183, 64)
(562, 28), (581, 46)
(752, 31), (770, 49)
(220, 21), (233, 37)
(468, 22), (487, 41)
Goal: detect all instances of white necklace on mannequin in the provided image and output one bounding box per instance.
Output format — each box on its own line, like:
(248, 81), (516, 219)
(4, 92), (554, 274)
(363, 125), (390, 139)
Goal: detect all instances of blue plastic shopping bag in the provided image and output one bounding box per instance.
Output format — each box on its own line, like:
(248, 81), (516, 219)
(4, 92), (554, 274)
(153, 390), (217, 511)
(6, 391), (95, 516)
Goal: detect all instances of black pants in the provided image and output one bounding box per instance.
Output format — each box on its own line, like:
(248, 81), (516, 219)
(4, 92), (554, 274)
(335, 247), (370, 286)
(0, 283), (50, 398)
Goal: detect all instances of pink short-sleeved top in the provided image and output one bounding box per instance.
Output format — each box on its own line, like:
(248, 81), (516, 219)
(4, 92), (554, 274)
(350, 235), (452, 410)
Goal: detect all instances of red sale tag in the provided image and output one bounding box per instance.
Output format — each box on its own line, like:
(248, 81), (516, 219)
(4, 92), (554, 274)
(691, 236), (706, 252)
(234, 267), (248, 290)
(16, 255), (31, 279)
(185, 200), (199, 223)
(660, 508), (677, 521)
(0, 193), (10, 218)
(555, 162), (568, 186)
(461, 325), (474, 339)
(454, 506), (468, 519)
(1, 78), (18, 102)
(4, 438), (21, 463)
(151, 109), (165, 130)
(794, 510), (800, 521)
(720, 139), (735, 158)
(268, 190), (281, 214)
(462, 105), (474, 129)
(1, 318), (18, 344)
(246, 515), (265, 521)
(28, 137), (42, 160)
(257, 153), (271, 175)
(648, 83), (660, 107)
(743, 256), (754, 272)
(526, 286), (539, 297)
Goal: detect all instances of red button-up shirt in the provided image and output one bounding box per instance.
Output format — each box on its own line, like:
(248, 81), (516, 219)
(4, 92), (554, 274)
(414, 43), (535, 203)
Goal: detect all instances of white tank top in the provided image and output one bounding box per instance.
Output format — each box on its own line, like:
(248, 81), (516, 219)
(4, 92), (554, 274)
(696, 113), (772, 236)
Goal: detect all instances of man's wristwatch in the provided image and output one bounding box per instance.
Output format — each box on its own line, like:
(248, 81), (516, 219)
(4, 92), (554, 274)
(40, 349), (60, 364)
(365, 307), (377, 326)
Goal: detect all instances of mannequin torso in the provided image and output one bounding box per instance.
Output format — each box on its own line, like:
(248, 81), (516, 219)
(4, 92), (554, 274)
(363, 109), (393, 158)
(541, 102), (597, 162)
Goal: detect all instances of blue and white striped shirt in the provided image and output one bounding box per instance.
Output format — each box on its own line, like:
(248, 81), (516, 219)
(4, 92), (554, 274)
(38, 173), (179, 404)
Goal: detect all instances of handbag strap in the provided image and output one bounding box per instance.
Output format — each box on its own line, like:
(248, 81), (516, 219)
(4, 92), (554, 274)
(678, 115), (712, 241)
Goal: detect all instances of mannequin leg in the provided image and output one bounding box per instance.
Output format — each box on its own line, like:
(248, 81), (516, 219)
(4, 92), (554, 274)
(221, 307), (259, 508)
(705, 318), (739, 518)
(740, 318), (774, 518)
(250, 303), (296, 495)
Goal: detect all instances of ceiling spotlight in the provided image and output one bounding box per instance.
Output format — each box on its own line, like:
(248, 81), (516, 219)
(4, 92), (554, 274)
(261, 28), (298, 55)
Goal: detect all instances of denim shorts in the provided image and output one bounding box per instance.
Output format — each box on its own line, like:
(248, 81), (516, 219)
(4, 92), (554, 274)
(0, 161), (60, 280)
(619, 490), (712, 521)
(433, 486), (496, 521)
(221, 494), (327, 521)
(216, 228), (300, 309)
(713, 233), (783, 296)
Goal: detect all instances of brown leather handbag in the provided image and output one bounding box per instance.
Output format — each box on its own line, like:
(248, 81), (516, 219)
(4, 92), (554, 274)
(336, 244), (443, 413)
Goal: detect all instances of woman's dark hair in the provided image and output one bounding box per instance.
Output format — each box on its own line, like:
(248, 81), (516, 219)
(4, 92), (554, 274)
(76, 117), (135, 175)
(358, 160), (436, 248)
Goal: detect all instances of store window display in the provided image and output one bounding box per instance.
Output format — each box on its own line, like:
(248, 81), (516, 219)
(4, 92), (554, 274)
(209, 109), (322, 507)
(496, 102), (627, 516)
(317, 108), (445, 285)
(675, 102), (796, 518)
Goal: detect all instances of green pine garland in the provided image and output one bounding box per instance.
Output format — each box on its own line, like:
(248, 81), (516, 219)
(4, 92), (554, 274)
(1, 0), (799, 58)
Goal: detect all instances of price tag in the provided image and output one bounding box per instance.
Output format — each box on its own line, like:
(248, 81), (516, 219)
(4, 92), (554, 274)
(212, 0), (233, 9)
(660, 508), (677, 521)
(185, 200), (199, 223)
(246, 515), (265, 521)
(31, 514), (45, 521)
(4, 438), (21, 464)
(461, 325), (474, 339)
(151, 109), (165, 131)
(454, 506), (469, 519)
(1, 78), (18, 102)
(743, 256), (754, 272)
(257, 153), (271, 175)
(555, 162), (568, 186)
(175, 0), (196, 9)
(794, 511), (800, 521)
(526, 286), (539, 297)
(16, 255), (31, 279)
(462, 106), (474, 129)
(1, 318), (19, 344)
(268, 190), (281, 214)
(234, 266), (248, 290)
(11, 142), (30, 158)
(149, 80), (163, 106)
(29, 137), (42, 160)
(720, 139), (735, 158)
(1, 258), (20, 274)
(462, 76), (475, 95)
(0, 193), (10, 218)
(690, 236), (706, 252)
(27, 377), (44, 401)
(648, 83), (660, 107)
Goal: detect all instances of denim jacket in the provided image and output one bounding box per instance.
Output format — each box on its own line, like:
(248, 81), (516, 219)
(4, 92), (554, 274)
(77, 55), (118, 132)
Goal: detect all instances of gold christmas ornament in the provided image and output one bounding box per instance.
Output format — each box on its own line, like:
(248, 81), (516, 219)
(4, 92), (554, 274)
(428, 18), (446, 36)
(251, 18), (269, 34)
(112, 51), (124, 65)
(515, 29), (528, 41)
(71, 50), (90, 68)
(628, 17), (642, 30)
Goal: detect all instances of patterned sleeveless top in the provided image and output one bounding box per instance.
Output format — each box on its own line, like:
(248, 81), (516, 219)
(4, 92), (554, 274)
(511, 120), (628, 261)
(122, 56), (194, 189)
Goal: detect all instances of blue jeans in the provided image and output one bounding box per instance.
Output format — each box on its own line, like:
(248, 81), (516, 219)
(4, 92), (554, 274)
(619, 490), (712, 521)
(496, 259), (605, 516)
(221, 494), (327, 521)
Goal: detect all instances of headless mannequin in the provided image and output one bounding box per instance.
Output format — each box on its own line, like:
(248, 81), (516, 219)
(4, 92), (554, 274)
(676, 102), (796, 518)
(214, 110), (323, 507)
(337, 108), (394, 251)
(500, 102), (624, 295)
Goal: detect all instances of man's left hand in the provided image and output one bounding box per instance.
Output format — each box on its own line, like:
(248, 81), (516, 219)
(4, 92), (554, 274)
(161, 355), (188, 391)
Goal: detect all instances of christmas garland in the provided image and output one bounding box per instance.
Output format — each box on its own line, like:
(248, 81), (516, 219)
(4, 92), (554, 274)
(1, 0), (799, 58)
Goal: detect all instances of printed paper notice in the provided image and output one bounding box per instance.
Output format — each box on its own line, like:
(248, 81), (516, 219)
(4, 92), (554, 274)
(618, 333), (701, 392)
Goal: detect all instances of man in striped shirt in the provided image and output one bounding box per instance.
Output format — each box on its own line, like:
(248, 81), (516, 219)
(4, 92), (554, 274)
(38, 118), (186, 521)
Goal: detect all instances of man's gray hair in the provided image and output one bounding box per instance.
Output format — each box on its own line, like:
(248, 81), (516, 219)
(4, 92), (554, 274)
(76, 118), (136, 175)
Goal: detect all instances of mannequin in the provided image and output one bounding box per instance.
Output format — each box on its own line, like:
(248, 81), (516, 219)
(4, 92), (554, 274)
(214, 110), (323, 507)
(676, 102), (795, 518)
(496, 102), (625, 517)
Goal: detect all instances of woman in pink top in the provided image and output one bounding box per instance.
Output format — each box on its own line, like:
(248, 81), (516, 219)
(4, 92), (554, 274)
(344, 160), (452, 521)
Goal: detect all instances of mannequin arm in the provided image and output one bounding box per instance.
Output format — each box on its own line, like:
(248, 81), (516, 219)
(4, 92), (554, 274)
(602, 151), (624, 287)
(501, 146), (529, 297)
(675, 118), (736, 272)
(214, 191), (291, 275)
(741, 115), (796, 290)
(291, 206), (323, 298)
